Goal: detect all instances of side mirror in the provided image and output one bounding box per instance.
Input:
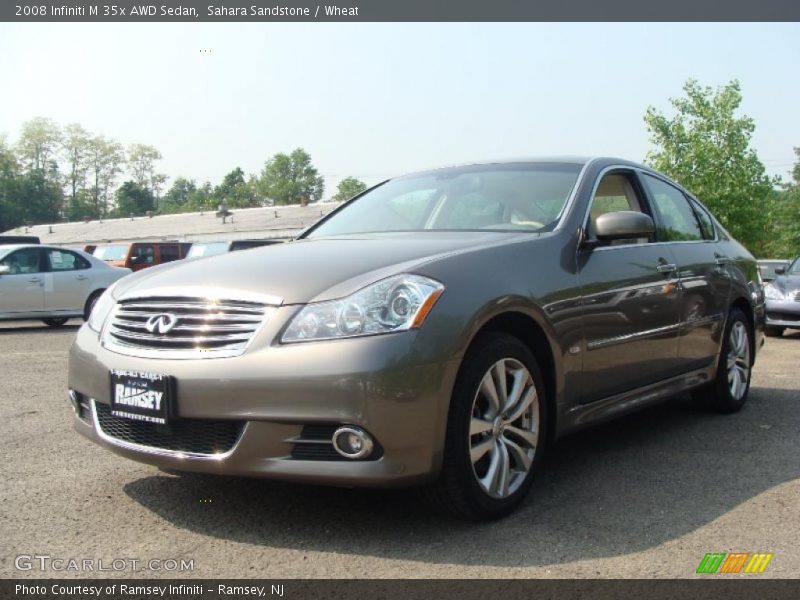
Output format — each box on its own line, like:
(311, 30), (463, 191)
(594, 211), (655, 242)
(0, 265), (9, 276)
(774, 266), (786, 275)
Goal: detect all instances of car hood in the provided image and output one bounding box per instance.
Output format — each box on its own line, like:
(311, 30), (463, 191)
(112, 232), (528, 305)
(771, 274), (800, 294)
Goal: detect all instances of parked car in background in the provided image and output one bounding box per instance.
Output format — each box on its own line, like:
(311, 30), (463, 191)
(69, 157), (764, 520)
(0, 235), (40, 245)
(764, 256), (800, 337)
(758, 259), (790, 283)
(186, 239), (284, 259)
(0, 244), (130, 327)
(61, 243), (97, 255)
(93, 242), (190, 272)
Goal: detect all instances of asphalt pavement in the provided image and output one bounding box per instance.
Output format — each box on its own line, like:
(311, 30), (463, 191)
(1, 320), (798, 578)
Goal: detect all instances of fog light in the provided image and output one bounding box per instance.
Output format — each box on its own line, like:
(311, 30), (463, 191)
(67, 390), (80, 415)
(332, 426), (374, 459)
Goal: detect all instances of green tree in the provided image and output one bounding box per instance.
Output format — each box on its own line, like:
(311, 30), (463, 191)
(16, 117), (61, 173)
(113, 181), (155, 217)
(17, 170), (64, 225)
(644, 79), (775, 254)
(0, 136), (21, 231)
(332, 176), (367, 202)
(256, 148), (324, 205)
(62, 123), (91, 212)
(87, 135), (125, 217)
(765, 150), (800, 258)
(127, 143), (167, 199)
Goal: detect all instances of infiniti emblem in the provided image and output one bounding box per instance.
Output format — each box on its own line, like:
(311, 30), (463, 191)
(145, 313), (178, 335)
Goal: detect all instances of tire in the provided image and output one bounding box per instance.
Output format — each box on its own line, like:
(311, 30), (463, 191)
(692, 307), (753, 414)
(765, 326), (784, 338)
(423, 332), (548, 520)
(41, 317), (69, 327)
(83, 290), (104, 321)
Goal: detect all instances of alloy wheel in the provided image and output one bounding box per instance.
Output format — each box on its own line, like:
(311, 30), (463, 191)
(469, 358), (539, 499)
(727, 321), (750, 401)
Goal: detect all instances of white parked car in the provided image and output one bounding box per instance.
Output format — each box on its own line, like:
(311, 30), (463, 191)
(0, 244), (131, 327)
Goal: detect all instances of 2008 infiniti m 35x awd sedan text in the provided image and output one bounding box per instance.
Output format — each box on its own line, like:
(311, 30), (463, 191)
(68, 157), (764, 520)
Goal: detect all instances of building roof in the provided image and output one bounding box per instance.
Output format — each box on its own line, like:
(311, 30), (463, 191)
(2, 202), (338, 245)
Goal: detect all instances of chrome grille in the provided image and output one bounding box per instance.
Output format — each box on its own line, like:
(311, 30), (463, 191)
(105, 296), (269, 358)
(794, 291), (800, 303)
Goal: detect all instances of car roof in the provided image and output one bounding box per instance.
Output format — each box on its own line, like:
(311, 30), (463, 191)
(396, 156), (648, 180)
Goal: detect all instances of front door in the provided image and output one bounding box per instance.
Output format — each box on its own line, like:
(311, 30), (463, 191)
(0, 247), (45, 314)
(577, 170), (682, 403)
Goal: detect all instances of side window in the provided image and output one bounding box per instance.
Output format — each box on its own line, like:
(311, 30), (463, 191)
(1, 248), (41, 274)
(642, 174), (704, 242)
(46, 249), (89, 272)
(688, 197), (716, 240)
(132, 245), (155, 265)
(159, 244), (180, 263)
(588, 172), (648, 244)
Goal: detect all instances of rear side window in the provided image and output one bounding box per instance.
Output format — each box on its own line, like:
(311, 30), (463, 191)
(132, 245), (155, 265)
(46, 249), (90, 271)
(642, 174), (704, 242)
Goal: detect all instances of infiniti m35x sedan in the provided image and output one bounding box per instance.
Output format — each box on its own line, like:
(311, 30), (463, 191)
(68, 157), (764, 520)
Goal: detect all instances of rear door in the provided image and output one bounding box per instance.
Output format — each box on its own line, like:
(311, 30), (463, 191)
(640, 173), (731, 372)
(0, 248), (45, 314)
(43, 248), (94, 312)
(577, 169), (682, 403)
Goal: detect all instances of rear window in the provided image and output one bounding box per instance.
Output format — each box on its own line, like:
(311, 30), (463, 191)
(94, 245), (129, 261)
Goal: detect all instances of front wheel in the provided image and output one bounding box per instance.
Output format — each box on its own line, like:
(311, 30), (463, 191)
(692, 307), (752, 413)
(423, 332), (547, 520)
(41, 318), (69, 327)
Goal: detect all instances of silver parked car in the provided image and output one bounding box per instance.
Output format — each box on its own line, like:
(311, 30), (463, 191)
(0, 244), (131, 327)
(764, 256), (800, 337)
(68, 158), (764, 519)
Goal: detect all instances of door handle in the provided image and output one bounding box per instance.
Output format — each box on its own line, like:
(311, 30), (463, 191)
(76, 275), (89, 281)
(28, 277), (42, 283)
(656, 263), (677, 274)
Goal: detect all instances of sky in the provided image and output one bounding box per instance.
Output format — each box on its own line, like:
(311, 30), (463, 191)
(1, 22), (798, 198)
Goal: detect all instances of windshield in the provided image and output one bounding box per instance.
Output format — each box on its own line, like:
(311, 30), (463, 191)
(0, 247), (14, 261)
(187, 242), (229, 258)
(306, 163), (583, 238)
(93, 245), (129, 261)
(789, 258), (800, 275)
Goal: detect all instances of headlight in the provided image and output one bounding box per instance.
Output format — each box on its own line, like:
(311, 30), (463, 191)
(87, 283), (118, 333)
(282, 274), (444, 343)
(764, 284), (785, 301)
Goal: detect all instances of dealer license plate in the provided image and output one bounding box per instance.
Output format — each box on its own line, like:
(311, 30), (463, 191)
(109, 369), (173, 425)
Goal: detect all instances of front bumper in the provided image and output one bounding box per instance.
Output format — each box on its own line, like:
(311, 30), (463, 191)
(68, 312), (459, 487)
(765, 299), (800, 330)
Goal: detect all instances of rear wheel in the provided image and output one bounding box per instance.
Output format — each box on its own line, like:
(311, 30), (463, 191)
(41, 318), (69, 327)
(692, 307), (752, 413)
(423, 332), (547, 520)
(765, 326), (784, 338)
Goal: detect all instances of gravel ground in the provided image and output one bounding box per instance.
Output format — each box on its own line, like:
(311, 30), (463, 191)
(1, 320), (798, 579)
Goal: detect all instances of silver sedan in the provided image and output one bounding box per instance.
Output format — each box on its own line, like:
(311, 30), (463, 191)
(0, 244), (131, 327)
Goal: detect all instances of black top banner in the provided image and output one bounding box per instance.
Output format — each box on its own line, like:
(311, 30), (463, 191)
(4, 0), (800, 22)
